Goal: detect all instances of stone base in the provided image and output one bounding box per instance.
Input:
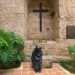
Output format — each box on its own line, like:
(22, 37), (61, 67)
(24, 40), (70, 56)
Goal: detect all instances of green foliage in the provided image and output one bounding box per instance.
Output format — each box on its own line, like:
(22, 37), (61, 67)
(59, 45), (75, 73)
(0, 29), (25, 69)
(59, 60), (75, 73)
(68, 45), (75, 60)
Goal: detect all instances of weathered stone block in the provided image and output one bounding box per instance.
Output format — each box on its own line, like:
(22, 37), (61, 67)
(0, 13), (25, 36)
(0, 0), (24, 13)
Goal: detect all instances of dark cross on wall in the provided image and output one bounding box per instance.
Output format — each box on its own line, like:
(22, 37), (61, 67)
(33, 3), (49, 32)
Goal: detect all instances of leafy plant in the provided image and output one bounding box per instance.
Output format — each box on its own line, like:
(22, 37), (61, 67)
(59, 60), (75, 73)
(59, 45), (75, 73)
(0, 29), (25, 69)
(68, 45), (75, 60)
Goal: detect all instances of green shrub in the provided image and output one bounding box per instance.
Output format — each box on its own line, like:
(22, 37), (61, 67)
(0, 29), (25, 69)
(68, 45), (75, 60)
(59, 60), (75, 73)
(59, 45), (75, 73)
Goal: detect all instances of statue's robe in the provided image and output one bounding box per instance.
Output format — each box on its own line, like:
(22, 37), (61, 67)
(31, 46), (43, 72)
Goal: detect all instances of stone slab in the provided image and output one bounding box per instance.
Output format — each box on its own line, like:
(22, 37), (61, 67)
(0, 13), (25, 36)
(0, 0), (24, 13)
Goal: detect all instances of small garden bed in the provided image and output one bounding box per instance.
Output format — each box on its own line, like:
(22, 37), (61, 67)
(59, 60), (75, 73)
(59, 45), (75, 74)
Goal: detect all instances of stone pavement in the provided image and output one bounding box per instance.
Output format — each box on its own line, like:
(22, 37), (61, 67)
(23, 62), (66, 75)
(0, 62), (68, 75)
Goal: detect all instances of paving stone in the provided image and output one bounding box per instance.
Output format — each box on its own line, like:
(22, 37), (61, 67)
(22, 62), (66, 75)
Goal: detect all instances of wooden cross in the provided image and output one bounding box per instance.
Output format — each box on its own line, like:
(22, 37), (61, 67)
(33, 3), (49, 32)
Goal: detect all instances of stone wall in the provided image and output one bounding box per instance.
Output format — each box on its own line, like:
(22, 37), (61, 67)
(65, 0), (75, 26)
(51, 0), (59, 40)
(25, 0), (75, 57)
(0, 0), (27, 37)
(0, 0), (74, 55)
(59, 0), (75, 40)
(0, 0), (75, 57)
(59, 0), (67, 40)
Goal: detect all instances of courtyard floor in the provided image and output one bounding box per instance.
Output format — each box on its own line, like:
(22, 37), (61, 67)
(0, 62), (72, 75)
(23, 62), (66, 75)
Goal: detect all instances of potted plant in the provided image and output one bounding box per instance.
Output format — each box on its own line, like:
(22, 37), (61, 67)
(0, 29), (25, 69)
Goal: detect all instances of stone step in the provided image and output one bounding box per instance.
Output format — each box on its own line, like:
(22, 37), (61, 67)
(24, 40), (69, 57)
(25, 54), (71, 62)
(24, 48), (69, 56)
(24, 55), (71, 68)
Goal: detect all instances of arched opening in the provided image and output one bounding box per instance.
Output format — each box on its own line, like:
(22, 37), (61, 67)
(27, 0), (59, 40)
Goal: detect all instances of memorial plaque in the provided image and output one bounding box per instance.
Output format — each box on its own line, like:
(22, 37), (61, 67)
(66, 26), (75, 39)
